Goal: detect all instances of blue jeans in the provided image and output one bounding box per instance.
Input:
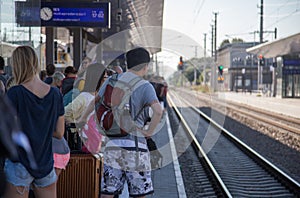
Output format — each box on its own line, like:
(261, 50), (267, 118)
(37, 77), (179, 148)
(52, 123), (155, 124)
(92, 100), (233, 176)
(4, 159), (57, 188)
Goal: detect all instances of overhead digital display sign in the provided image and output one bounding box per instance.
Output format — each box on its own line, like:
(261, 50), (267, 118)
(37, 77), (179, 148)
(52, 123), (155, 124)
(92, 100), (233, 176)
(41, 2), (111, 28)
(15, 1), (40, 26)
(15, 1), (111, 28)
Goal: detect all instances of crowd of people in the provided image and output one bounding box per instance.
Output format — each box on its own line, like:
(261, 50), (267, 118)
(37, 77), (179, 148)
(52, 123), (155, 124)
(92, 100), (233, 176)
(0, 46), (167, 198)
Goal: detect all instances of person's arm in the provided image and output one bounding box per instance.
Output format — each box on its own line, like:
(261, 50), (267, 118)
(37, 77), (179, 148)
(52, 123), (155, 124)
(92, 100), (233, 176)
(141, 102), (163, 138)
(64, 94), (85, 123)
(53, 115), (65, 139)
(78, 80), (108, 124)
(77, 79), (85, 91)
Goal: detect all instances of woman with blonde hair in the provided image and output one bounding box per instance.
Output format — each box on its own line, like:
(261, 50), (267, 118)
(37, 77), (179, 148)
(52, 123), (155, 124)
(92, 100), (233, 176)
(4, 46), (65, 198)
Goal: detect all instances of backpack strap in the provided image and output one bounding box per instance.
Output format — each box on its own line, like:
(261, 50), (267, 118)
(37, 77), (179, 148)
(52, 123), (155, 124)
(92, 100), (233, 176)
(117, 75), (144, 91)
(114, 75), (146, 111)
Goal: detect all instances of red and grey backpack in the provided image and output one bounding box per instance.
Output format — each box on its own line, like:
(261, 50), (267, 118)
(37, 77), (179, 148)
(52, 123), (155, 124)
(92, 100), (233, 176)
(95, 73), (146, 137)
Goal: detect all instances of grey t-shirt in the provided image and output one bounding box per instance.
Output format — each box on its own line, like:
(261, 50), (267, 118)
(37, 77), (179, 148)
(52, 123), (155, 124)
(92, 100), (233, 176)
(99, 72), (159, 150)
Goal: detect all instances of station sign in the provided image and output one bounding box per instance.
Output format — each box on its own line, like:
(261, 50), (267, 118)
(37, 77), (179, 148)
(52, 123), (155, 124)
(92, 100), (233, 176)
(40, 2), (111, 28)
(15, 1), (40, 26)
(15, 1), (111, 28)
(283, 68), (300, 75)
(283, 59), (300, 66)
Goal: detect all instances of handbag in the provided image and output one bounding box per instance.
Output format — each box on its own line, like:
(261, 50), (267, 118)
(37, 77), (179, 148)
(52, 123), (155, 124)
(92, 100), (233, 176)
(80, 113), (102, 154)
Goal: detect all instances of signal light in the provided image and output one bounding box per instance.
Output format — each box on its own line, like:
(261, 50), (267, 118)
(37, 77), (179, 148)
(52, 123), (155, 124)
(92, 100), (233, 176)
(178, 56), (184, 71)
(218, 65), (224, 75)
(218, 76), (224, 83)
(258, 54), (265, 66)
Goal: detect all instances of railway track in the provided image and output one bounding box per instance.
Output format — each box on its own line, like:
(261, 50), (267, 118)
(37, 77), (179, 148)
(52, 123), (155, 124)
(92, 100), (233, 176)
(174, 87), (300, 136)
(168, 91), (300, 197)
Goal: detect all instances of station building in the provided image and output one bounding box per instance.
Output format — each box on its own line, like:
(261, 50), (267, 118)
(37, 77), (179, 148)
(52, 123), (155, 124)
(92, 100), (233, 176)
(247, 33), (300, 98)
(217, 33), (300, 98)
(217, 42), (260, 92)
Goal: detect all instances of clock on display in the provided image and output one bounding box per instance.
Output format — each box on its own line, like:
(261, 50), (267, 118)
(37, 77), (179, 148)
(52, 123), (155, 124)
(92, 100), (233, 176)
(40, 7), (53, 21)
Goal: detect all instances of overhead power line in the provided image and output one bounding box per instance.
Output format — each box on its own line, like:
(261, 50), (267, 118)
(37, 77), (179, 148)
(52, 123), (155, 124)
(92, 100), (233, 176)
(193, 0), (206, 24)
(265, 9), (300, 29)
(265, 1), (300, 7)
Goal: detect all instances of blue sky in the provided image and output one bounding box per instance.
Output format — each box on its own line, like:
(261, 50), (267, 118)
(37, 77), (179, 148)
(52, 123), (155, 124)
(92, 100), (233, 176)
(163, 0), (300, 50)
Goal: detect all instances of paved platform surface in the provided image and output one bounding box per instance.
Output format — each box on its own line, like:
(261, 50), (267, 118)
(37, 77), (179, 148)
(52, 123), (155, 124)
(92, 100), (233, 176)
(219, 92), (300, 119)
(119, 113), (186, 198)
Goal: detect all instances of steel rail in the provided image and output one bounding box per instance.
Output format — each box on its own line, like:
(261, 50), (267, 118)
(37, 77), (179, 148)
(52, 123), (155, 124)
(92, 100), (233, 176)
(176, 88), (300, 135)
(172, 90), (300, 195)
(167, 93), (233, 198)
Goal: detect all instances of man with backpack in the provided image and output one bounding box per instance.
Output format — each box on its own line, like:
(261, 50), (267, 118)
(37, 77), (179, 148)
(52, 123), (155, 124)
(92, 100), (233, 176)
(98, 48), (163, 198)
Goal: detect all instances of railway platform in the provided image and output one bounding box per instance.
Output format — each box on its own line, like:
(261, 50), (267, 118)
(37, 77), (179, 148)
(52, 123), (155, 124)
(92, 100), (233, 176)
(219, 92), (300, 119)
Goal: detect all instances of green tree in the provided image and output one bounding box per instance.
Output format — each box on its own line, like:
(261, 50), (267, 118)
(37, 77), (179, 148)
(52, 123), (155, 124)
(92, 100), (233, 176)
(183, 66), (201, 85)
(231, 38), (244, 43)
(168, 57), (214, 86)
(220, 39), (230, 48)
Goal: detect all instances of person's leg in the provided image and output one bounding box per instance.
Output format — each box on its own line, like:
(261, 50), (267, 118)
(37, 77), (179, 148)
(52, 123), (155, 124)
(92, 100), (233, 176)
(100, 164), (124, 198)
(32, 182), (57, 198)
(3, 160), (32, 198)
(3, 183), (29, 198)
(32, 168), (57, 198)
(126, 151), (153, 198)
(101, 150), (126, 197)
(127, 170), (153, 198)
(54, 168), (62, 177)
(101, 194), (114, 198)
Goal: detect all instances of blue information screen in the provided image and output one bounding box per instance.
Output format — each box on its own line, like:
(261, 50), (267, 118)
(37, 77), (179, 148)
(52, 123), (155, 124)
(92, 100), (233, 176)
(41, 2), (111, 27)
(51, 8), (105, 23)
(283, 59), (300, 66)
(15, 1), (110, 28)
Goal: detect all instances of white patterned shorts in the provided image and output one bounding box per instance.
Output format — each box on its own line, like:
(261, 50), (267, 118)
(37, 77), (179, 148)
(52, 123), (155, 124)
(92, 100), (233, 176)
(101, 148), (154, 196)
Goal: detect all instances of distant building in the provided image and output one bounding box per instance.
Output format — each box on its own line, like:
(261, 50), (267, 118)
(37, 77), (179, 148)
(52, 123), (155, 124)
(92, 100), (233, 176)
(217, 42), (260, 92)
(247, 32), (300, 98)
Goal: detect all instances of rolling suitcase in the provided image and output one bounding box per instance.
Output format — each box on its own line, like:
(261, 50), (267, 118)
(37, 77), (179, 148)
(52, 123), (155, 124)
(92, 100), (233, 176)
(57, 153), (103, 198)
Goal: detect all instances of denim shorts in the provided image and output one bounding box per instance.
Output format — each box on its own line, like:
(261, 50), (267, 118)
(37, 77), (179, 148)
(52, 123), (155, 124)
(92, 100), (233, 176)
(4, 159), (57, 188)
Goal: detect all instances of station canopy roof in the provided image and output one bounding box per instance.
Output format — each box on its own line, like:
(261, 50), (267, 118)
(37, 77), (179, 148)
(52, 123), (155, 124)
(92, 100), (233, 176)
(121, 0), (164, 54)
(246, 32), (300, 58)
(83, 0), (164, 55)
(0, 42), (19, 58)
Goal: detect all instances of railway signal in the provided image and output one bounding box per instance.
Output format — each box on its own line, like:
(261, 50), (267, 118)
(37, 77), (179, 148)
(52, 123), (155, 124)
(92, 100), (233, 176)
(178, 56), (184, 71)
(258, 54), (265, 66)
(218, 65), (224, 75)
(217, 76), (224, 82)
